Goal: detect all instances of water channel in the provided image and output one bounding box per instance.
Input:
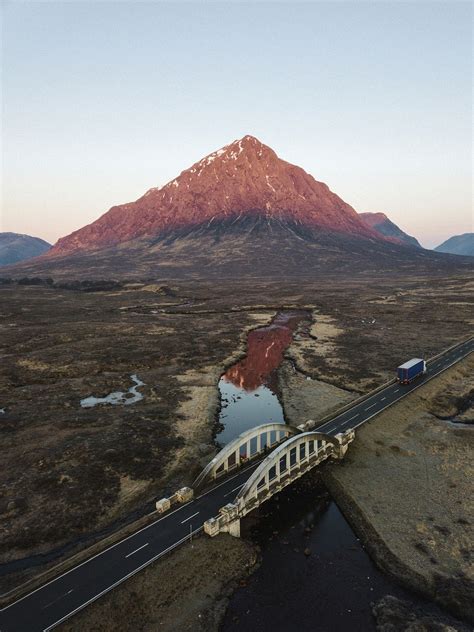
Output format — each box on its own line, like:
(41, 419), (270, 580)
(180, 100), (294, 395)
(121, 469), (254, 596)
(215, 311), (424, 631)
(216, 311), (306, 446)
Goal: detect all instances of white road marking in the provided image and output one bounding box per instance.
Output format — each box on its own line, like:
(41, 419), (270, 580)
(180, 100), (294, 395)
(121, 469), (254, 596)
(351, 349), (473, 433)
(42, 590), (74, 610)
(365, 403), (377, 410)
(42, 528), (203, 631)
(2, 499), (195, 610)
(125, 543), (149, 558)
(181, 511), (199, 524)
(196, 461), (260, 499)
(394, 389), (400, 393)
(224, 484), (244, 497)
(380, 397), (386, 402)
(346, 413), (360, 422)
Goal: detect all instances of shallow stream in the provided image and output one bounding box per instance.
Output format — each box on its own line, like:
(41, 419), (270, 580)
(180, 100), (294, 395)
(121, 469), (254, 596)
(80, 374), (145, 408)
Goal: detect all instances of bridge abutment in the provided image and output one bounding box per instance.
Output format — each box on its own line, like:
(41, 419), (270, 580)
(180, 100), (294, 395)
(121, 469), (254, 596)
(204, 502), (242, 538)
(227, 518), (241, 538)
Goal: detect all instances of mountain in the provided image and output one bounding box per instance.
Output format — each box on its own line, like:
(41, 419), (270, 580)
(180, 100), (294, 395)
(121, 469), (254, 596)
(3, 136), (472, 280)
(0, 232), (51, 266)
(359, 212), (422, 248)
(434, 233), (474, 257)
(49, 135), (382, 256)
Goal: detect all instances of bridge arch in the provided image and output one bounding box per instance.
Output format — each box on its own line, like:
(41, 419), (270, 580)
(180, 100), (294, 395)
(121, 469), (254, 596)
(193, 423), (300, 490)
(234, 431), (344, 514)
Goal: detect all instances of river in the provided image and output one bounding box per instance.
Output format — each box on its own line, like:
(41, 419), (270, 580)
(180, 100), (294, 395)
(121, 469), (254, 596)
(215, 310), (418, 631)
(215, 311), (307, 445)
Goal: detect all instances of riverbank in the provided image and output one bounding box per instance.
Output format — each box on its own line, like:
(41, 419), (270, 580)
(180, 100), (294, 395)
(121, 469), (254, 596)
(161, 309), (276, 490)
(321, 355), (474, 623)
(278, 359), (355, 427)
(275, 309), (357, 426)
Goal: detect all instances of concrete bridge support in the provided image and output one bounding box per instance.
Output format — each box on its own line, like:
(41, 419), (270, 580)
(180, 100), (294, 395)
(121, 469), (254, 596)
(204, 503), (241, 538)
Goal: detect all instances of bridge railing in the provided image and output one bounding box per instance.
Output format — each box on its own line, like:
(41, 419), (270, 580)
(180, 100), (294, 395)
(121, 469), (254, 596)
(235, 430), (354, 515)
(193, 422), (300, 490)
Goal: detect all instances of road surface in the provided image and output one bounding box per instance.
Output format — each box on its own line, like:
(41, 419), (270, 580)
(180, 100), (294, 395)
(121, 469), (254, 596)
(1, 337), (472, 631)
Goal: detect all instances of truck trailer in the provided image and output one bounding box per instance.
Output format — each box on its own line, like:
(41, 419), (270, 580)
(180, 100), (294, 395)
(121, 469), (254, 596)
(397, 358), (426, 384)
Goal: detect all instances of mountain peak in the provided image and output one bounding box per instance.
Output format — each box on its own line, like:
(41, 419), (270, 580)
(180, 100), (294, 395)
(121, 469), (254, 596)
(227, 134), (267, 149)
(185, 134), (275, 175)
(49, 137), (385, 255)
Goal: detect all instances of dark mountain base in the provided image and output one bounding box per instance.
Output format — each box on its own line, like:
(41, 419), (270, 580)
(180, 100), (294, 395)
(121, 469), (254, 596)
(2, 216), (472, 281)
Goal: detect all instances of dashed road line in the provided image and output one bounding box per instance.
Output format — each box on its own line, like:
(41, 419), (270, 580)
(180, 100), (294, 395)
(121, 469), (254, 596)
(344, 413), (360, 422)
(42, 590), (74, 610)
(42, 528), (203, 631)
(196, 461), (260, 500)
(125, 543), (149, 558)
(1, 498), (195, 611)
(181, 511), (199, 524)
(224, 484), (244, 498)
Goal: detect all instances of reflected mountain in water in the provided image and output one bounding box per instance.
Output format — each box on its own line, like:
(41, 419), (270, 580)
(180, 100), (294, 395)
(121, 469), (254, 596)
(216, 311), (307, 446)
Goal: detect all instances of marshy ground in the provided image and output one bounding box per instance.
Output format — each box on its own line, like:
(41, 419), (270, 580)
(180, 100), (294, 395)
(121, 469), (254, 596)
(0, 274), (472, 600)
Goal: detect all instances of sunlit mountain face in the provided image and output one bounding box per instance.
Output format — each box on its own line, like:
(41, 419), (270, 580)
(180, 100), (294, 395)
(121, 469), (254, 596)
(5, 135), (472, 280)
(46, 135), (383, 257)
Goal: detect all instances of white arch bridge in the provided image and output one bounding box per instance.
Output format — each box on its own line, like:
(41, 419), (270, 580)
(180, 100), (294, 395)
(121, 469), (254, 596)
(193, 423), (300, 490)
(202, 426), (355, 537)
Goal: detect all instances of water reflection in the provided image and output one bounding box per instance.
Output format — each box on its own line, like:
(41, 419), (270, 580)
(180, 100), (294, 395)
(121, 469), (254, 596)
(216, 311), (307, 446)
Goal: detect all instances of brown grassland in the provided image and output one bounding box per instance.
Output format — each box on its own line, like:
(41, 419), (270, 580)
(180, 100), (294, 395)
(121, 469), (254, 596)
(0, 273), (472, 604)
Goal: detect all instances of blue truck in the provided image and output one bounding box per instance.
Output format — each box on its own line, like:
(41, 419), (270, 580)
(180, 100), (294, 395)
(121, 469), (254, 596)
(397, 358), (426, 384)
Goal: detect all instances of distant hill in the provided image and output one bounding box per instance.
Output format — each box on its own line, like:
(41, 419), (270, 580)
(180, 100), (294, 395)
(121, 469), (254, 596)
(0, 232), (51, 266)
(359, 212), (422, 248)
(434, 233), (474, 257)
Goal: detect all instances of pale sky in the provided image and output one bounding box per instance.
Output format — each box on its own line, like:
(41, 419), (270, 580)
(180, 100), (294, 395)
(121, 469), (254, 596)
(2, 1), (472, 248)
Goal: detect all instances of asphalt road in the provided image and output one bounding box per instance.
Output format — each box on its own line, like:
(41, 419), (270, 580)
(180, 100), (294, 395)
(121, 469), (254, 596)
(1, 338), (472, 631)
